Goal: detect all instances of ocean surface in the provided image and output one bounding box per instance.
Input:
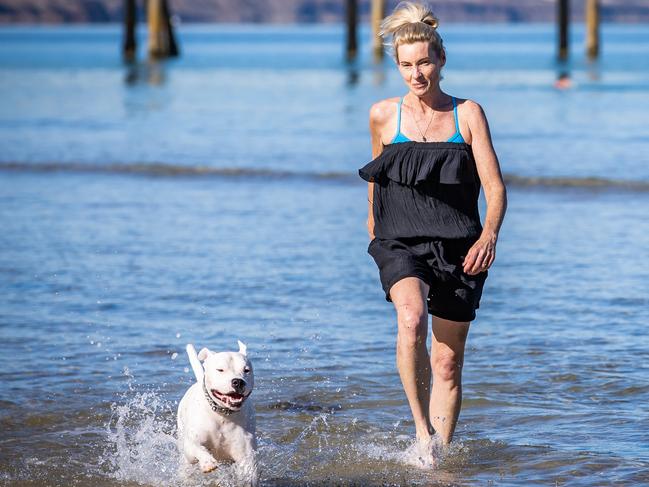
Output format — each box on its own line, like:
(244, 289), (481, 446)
(1, 23), (649, 486)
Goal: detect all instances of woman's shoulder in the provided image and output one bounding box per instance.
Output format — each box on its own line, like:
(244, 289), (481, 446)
(449, 97), (487, 146)
(455, 97), (486, 121)
(369, 97), (401, 125)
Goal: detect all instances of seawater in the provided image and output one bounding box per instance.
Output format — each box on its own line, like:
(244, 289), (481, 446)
(1, 24), (648, 486)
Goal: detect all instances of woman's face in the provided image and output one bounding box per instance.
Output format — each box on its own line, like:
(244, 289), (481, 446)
(396, 41), (445, 96)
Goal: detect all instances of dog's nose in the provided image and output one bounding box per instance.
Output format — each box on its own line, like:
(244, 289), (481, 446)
(231, 378), (246, 392)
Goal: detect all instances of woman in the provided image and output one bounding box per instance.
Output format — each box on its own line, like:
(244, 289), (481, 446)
(359, 1), (507, 447)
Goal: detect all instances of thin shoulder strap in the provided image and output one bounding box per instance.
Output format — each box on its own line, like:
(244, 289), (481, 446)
(452, 96), (460, 134)
(395, 97), (404, 137)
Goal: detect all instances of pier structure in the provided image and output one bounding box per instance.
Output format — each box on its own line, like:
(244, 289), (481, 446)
(122, 0), (179, 62)
(557, 0), (600, 61)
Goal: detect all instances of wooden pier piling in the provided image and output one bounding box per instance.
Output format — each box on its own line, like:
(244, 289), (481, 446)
(345, 0), (358, 61)
(160, 0), (179, 57)
(123, 0), (137, 62)
(585, 0), (600, 60)
(371, 0), (385, 62)
(147, 0), (179, 59)
(147, 0), (163, 57)
(558, 0), (569, 61)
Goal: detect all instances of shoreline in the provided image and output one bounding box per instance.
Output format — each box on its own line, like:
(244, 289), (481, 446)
(2, 161), (649, 192)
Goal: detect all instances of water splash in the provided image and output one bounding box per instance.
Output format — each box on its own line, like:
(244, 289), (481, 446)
(103, 388), (180, 485)
(259, 413), (333, 479)
(388, 436), (445, 469)
(363, 424), (447, 470)
(101, 372), (464, 486)
(102, 378), (253, 487)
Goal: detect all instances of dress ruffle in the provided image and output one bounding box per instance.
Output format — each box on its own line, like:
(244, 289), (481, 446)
(358, 142), (477, 186)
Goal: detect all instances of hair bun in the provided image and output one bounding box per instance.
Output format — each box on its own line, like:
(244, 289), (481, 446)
(380, 2), (440, 38)
(379, 2), (445, 60)
(419, 14), (438, 29)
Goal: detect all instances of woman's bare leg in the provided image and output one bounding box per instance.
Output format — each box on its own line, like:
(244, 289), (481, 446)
(429, 316), (470, 444)
(389, 277), (433, 441)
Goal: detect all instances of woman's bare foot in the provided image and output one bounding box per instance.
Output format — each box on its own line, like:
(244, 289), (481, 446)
(415, 423), (435, 443)
(403, 433), (438, 469)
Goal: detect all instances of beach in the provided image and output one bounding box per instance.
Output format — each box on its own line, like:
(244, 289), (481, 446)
(1, 24), (649, 486)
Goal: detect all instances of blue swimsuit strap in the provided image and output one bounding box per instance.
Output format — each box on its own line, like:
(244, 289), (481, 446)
(394, 96), (462, 142)
(452, 96), (460, 135)
(395, 97), (404, 138)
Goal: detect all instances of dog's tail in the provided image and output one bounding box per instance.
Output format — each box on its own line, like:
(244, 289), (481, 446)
(186, 344), (204, 383)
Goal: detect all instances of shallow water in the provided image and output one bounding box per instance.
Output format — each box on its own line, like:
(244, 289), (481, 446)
(1, 172), (648, 485)
(1, 23), (649, 486)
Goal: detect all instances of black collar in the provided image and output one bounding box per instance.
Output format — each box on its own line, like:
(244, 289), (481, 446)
(202, 378), (235, 416)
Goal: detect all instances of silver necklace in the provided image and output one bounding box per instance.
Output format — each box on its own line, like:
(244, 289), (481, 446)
(412, 104), (436, 142)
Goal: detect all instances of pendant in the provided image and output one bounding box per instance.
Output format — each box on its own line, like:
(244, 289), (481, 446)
(423, 137), (427, 141)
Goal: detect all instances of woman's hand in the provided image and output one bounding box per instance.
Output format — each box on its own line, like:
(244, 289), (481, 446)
(461, 99), (506, 276)
(462, 234), (497, 275)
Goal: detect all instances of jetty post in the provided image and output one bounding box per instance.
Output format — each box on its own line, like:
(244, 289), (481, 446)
(558, 0), (569, 61)
(123, 0), (137, 62)
(147, 0), (179, 59)
(585, 0), (600, 59)
(345, 0), (358, 61)
(160, 0), (179, 57)
(371, 0), (385, 62)
(147, 0), (162, 57)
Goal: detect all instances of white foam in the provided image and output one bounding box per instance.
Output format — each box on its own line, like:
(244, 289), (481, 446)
(102, 386), (254, 487)
(363, 434), (446, 469)
(101, 379), (459, 485)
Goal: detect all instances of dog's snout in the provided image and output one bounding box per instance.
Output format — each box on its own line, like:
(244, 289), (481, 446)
(231, 378), (246, 392)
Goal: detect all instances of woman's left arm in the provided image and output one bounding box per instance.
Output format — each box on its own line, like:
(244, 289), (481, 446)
(462, 101), (508, 276)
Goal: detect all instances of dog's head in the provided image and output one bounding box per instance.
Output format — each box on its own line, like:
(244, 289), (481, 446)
(198, 340), (254, 412)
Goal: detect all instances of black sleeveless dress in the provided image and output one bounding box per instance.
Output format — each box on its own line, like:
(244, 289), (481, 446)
(359, 141), (487, 322)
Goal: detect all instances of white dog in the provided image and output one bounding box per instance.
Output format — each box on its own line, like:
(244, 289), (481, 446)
(177, 341), (257, 484)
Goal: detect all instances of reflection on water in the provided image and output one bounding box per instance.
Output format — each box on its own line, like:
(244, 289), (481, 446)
(346, 62), (360, 87)
(553, 57), (602, 89)
(586, 58), (602, 82)
(124, 59), (168, 86)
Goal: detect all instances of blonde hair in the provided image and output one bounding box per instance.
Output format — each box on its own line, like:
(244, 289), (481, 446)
(379, 1), (444, 61)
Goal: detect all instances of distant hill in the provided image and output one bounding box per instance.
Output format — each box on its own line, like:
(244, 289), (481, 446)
(1, 0), (649, 24)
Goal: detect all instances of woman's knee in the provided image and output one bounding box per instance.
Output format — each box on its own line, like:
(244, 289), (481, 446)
(432, 352), (463, 383)
(397, 308), (428, 347)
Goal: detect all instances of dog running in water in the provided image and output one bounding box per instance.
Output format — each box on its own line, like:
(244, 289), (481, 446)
(177, 341), (258, 485)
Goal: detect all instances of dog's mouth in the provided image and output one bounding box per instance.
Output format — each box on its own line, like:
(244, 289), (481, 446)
(211, 389), (247, 409)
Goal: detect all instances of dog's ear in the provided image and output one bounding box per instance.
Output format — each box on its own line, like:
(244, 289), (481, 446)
(197, 347), (210, 361)
(237, 340), (247, 356)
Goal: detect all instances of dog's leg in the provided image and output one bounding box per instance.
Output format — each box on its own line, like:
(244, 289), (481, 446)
(183, 441), (219, 473)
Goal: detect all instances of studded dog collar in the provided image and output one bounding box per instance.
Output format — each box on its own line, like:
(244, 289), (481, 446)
(202, 378), (235, 416)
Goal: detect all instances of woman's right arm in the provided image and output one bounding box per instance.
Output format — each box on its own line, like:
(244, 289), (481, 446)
(367, 102), (389, 240)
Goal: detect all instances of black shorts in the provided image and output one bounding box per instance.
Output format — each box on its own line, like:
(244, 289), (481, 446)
(367, 236), (488, 322)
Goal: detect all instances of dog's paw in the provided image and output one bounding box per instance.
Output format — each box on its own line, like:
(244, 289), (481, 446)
(199, 458), (219, 473)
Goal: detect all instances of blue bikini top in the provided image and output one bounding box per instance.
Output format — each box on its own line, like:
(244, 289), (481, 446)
(391, 96), (465, 144)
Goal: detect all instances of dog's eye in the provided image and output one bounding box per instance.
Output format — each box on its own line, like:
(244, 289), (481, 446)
(244, 367), (251, 374)
(216, 369), (224, 373)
